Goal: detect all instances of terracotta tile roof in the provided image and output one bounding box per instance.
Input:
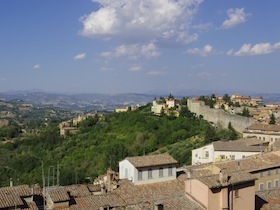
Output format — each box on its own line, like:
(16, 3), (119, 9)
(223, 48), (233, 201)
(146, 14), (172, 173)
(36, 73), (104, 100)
(245, 124), (280, 132)
(125, 154), (178, 168)
(213, 138), (268, 152)
(256, 189), (280, 210)
(214, 152), (280, 173)
(197, 171), (256, 189)
(87, 184), (101, 192)
(64, 184), (91, 197)
(46, 187), (70, 203)
(70, 193), (126, 210)
(113, 173), (201, 209)
(0, 185), (32, 208)
(125, 195), (203, 210)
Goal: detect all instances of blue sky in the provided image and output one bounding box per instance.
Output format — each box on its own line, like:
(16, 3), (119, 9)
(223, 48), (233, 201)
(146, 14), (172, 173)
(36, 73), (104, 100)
(1, 0), (280, 95)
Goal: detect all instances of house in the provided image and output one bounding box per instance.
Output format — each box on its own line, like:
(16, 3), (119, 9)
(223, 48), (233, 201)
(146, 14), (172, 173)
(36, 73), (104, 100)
(213, 151), (280, 192)
(115, 106), (129, 113)
(243, 124), (280, 144)
(192, 137), (268, 165)
(151, 97), (180, 116)
(44, 187), (71, 209)
(119, 154), (178, 185)
(185, 170), (256, 210)
(0, 184), (41, 210)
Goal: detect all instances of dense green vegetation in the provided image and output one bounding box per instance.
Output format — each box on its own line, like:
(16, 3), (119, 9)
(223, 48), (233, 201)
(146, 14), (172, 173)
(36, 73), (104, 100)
(0, 103), (237, 187)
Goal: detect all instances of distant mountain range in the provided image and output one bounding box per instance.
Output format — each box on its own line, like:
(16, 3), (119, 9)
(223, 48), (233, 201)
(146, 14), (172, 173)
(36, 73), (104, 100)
(0, 91), (279, 111)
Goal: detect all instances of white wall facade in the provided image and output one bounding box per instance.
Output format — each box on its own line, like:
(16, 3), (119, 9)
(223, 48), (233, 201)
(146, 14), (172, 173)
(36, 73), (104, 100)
(134, 165), (176, 185)
(213, 151), (260, 162)
(192, 144), (214, 165)
(192, 144), (261, 165)
(119, 160), (176, 185)
(119, 159), (136, 182)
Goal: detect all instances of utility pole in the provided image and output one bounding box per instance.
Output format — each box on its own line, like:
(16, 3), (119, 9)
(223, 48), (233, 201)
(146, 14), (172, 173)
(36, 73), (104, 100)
(56, 162), (60, 186)
(41, 161), (45, 210)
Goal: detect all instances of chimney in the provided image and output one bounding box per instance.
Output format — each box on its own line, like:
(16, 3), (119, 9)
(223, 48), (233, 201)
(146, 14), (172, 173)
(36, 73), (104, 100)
(9, 178), (13, 187)
(187, 170), (192, 179)
(154, 203), (164, 210)
(219, 169), (228, 185)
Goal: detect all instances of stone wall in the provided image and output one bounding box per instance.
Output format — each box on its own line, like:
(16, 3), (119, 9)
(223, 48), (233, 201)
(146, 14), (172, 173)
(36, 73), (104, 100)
(188, 99), (256, 133)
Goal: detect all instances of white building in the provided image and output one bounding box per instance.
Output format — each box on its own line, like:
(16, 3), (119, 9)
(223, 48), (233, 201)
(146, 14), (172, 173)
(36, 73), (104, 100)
(192, 137), (268, 165)
(243, 124), (280, 144)
(119, 154), (177, 185)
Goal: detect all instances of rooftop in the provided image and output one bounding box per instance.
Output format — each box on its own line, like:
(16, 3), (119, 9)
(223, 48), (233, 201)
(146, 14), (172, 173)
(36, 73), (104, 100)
(0, 185), (33, 208)
(212, 137), (268, 152)
(256, 189), (280, 210)
(214, 151), (280, 173)
(114, 173), (203, 210)
(197, 171), (256, 189)
(245, 124), (280, 132)
(124, 153), (178, 168)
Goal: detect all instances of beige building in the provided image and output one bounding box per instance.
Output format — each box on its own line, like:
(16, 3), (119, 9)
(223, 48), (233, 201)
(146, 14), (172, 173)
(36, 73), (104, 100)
(115, 106), (129, 113)
(243, 124), (280, 145)
(185, 170), (256, 210)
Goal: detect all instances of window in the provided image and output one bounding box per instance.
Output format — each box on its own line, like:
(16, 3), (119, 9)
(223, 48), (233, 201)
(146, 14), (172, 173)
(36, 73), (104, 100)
(259, 183), (264, 191)
(124, 168), (128, 178)
(148, 169), (153, 179)
(267, 181), (272, 189)
(159, 168), (163, 178)
(275, 179), (279, 188)
(268, 170), (271, 176)
(242, 155), (245, 158)
(260, 172), (264, 177)
(235, 189), (239, 198)
(276, 169), (280, 174)
(205, 151), (209, 158)
(168, 167), (173, 176)
(138, 170), (142, 180)
(231, 155), (235, 160)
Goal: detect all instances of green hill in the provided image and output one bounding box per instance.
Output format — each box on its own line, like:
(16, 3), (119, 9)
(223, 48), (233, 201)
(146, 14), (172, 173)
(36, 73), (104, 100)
(0, 104), (237, 186)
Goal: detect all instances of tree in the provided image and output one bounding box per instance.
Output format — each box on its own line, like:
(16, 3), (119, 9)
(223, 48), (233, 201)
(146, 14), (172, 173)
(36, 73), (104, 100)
(270, 113), (276, 125)
(241, 107), (250, 117)
(223, 94), (231, 103)
(204, 125), (217, 144)
(228, 122), (238, 140)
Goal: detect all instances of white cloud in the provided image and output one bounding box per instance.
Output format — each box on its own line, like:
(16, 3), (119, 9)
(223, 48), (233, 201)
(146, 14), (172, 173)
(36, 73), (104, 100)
(230, 42), (280, 56)
(33, 64), (40, 69)
(80, 0), (203, 45)
(222, 8), (250, 29)
(186, 44), (214, 56)
(100, 67), (113, 71)
(101, 42), (160, 59)
(147, 70), (166, 76)
(129, 65), (142, 72)
(192, 22), (213, 32)
(73, 53), (86, 60)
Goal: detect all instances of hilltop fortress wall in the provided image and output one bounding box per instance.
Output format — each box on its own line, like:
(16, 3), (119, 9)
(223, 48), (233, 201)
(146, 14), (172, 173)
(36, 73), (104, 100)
(187, 99), (256, 133)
